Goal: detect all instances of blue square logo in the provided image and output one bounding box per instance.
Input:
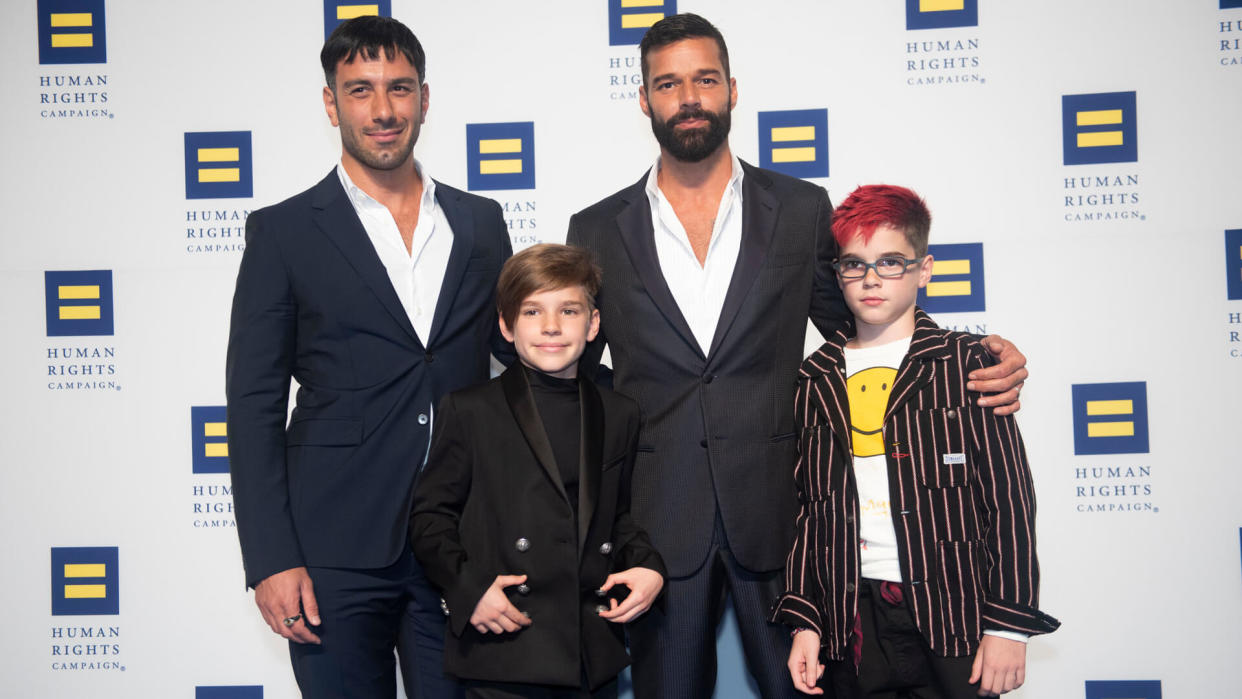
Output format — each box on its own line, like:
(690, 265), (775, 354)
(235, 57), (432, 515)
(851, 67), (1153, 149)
(197, 687), (263, 699)
(192, 406), (230, 474)
(185, 131), (253, 200)
(906, 0), (977, 30)
(918, 243), (985, 313)
(1226, 229), (1242, 300)
(466, 122), (536, 191)
(45, 270), (113, 337)
(51, 547), (118, 616)
(1222, 1), (1242, 9)
(757, 109), (829, 179)
(323, 0), (391, 40)
(1062, 92), (1138, 166)
(38, 0), (107, 65)
(1085, 680), (1161, 699)
(609, 0), (676, 46)
(1072, 382), (1150, 456)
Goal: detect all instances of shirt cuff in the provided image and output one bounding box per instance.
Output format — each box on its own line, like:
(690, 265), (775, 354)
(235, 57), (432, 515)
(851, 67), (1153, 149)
(983, 629), (1029, 643)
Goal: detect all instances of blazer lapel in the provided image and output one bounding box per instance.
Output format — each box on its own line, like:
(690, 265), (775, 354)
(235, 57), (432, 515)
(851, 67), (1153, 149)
(614, 175), (703, 360)
(803, 336), (853, 453)
(577, 378), (605, 556)
(310, 171), (422, 347)
(501, 365), (567, 503)
(884, 311), (950, 422)
(427, 182), (475, 346)
(707, 162), (778, 359)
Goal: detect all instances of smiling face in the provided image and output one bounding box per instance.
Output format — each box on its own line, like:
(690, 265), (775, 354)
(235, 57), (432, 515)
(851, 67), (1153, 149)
(499, 285), (600, 380)
(639, 37), (736, 163)
(837, 224), (934, 347)
(323, 52), (427, 173)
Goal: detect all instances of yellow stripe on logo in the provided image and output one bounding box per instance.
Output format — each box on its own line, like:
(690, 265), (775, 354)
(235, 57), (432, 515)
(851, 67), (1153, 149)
(770, 126), (816, 142)
(197, 147), (240, 163)
(478, 139), (523, 154)
(1086, 421), (1135, 438)
(925, 281), (972, 297)
(1085, 399), (1133, 416)
(920, 0), (965, 11)
(621, 12), (664, 29)
(205, 443), (229, 458)
(1077, 131), (1124, 148)
(64, 563), (106, 578)
(1076, 109), (1124, 126)
(50, 13), (93, 27)
(64, 584), (107, 599)
(60, 306), (101, 320)
(336, 4), (380, 20)
(479, 159), (523, 175)
(51, 33), (93, 48)
(621, 0), (664, 6)
(59, 285), (100, 300)
(199, 168), (241, 183)
(203, 422), (227, 437)
(770, 147), (816, 163)
(932, 259), (971, 276)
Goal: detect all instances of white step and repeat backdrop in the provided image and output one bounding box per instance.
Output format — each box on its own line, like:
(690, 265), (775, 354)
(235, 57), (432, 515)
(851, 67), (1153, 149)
(2, 1), (1240, 697)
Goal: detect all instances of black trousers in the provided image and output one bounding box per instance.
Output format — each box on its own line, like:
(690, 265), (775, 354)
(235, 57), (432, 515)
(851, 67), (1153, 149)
(464, 677), (617, 699)
(825, 579), (975, 699)
(288, 548), (460, 699)
(627, 515), (801, 699)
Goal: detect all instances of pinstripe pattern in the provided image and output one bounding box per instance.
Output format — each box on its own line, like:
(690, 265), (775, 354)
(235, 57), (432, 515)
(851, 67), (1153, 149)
(771, 310), (1059, 659)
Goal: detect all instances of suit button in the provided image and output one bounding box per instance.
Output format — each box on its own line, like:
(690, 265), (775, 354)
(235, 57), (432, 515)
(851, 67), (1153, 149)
(846, 515), (855, 524)
(517, 584), (530, 595)
(946, 409), (957, 419)
(595, 588), (607, 598)
(845, 583), (855, 592)
(418, 413), (429, 426)
(703, 374), (715, 384)
(595, 605), (609, 615)
(699, 439), (708, 448)
(439, 598), (450, 616)
(425, 352), (435, 363)
(515, 537), (531, 552)
(599, 542), (613, 555)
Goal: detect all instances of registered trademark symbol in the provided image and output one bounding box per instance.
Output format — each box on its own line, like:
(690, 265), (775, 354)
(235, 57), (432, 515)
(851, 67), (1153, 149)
(1153, 507), (1158, 513)
(115, 385), (122, 391)
(1140, 215), (1146, 220)
(980, 78), (986, 84)
(109, 113), (115, 119)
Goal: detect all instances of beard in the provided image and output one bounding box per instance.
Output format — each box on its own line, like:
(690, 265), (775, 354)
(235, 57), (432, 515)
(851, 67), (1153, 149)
(339, 117), (418, 172)
(649, 106), (731, 163)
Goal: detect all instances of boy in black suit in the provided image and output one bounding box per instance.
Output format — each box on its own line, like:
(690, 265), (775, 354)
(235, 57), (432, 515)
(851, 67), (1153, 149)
(411, 244), (666, 699)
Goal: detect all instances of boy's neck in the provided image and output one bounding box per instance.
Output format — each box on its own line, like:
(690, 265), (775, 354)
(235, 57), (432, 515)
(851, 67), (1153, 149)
(846, 308), (917, 349)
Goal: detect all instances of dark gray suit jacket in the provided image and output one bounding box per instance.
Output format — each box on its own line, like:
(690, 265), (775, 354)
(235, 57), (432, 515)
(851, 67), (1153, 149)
(567, 161), (850, 577)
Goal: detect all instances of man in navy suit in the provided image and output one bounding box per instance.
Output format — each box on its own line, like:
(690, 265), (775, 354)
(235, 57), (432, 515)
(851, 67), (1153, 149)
(225, 16), (511, 698)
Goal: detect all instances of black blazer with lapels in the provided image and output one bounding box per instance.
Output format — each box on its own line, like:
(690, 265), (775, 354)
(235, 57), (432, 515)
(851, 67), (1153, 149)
(409, 364), (666, 690)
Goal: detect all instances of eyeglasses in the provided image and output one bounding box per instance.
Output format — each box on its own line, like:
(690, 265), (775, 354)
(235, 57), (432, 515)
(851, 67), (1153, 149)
(832, 256), (923, 279)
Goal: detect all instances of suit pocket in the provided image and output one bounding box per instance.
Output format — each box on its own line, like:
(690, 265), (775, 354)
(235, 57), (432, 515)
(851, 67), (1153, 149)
(601, 454), (625, 472)
(935, 539), (982, 643)
(769, 432), (797, 443)
(286, 418), (363, 446)
(913, 408), (970, 488)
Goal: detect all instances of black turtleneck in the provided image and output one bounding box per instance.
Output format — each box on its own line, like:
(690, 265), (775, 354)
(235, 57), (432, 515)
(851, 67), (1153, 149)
(526, 366), (582, 516)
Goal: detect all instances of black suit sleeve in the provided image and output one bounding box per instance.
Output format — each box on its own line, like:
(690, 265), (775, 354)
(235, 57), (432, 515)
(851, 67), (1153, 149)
(610, 405), (665, 579)
(808, 186), (851, 339)
(409, 394), (495, 637)
(566, 213), (613, 388)
(225, 210), (305, 589)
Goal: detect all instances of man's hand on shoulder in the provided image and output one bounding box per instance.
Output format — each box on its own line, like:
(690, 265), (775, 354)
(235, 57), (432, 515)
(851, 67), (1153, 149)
(970, 334), (1028, 417)
(254, 566), (321, 644)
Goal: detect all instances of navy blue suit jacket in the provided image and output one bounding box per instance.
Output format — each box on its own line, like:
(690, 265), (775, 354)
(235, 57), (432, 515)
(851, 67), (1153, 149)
(226, 169), (513, 588)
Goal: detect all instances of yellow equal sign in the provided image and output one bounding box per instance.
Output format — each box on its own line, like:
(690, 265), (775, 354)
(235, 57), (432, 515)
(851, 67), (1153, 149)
(1085, 399), (1134, 437)
(920, 0), (965, 11)
(336, 4), (380, 20)
(58, 285), (101, 320)
(769, 126), (817, 163)
(204, 421), (229, 458)
(49, 13), (94, 48)
(925, 259), (972, 296)
(63, 563), (107, 599)
(620, 0), (665, 28)
(1076, 109), (1124, 148)
(198, 147), (241, 183)
(478, 138), (523, 175)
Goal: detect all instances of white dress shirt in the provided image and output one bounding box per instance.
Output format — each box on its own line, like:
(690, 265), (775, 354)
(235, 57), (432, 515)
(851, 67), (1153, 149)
(336, 160), (454, 346)
(644, 154), (745, 354)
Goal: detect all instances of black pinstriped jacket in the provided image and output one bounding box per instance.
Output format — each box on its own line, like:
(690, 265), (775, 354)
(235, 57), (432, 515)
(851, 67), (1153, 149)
(771, 310), (1059, 659)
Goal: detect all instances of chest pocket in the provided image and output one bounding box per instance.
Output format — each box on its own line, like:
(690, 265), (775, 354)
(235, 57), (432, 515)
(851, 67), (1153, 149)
(912, 407), (970, 488)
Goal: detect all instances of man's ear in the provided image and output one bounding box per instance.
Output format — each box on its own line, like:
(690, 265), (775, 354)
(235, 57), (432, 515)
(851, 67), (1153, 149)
(323, 85), (340, 127)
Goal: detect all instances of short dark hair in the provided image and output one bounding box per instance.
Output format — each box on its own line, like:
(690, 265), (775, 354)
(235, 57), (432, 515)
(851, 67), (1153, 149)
(831, 185), (932, 257)
(639, 13), (730, 86)
(320, 16), (426, 90)
(496, 244), (602, 329)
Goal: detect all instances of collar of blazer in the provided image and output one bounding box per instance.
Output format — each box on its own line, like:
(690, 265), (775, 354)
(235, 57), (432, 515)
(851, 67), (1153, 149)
(500, 364), (606, 557)
(306, 169), (478, 349)
(798, 309), (955, 438)
(610, 159), (783, 363)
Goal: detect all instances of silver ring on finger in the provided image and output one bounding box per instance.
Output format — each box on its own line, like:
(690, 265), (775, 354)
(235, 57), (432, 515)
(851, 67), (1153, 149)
(282, 614), (302, 627)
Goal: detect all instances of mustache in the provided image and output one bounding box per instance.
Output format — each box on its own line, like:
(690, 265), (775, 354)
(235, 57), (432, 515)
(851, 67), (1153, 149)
(666, 109), (717, 128)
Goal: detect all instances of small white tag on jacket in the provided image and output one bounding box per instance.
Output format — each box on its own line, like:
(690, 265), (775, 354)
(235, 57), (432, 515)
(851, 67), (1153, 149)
(942, 453), (966, 465)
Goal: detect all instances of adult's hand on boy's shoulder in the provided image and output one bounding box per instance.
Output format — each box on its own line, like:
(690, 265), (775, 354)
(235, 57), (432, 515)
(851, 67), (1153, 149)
(597, 567), (663, 624)
(970, 634), (1026, 696)
(970, 334), (1028, 417)
(470, 574), (532, 634)
(787, 629), (824, 695)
